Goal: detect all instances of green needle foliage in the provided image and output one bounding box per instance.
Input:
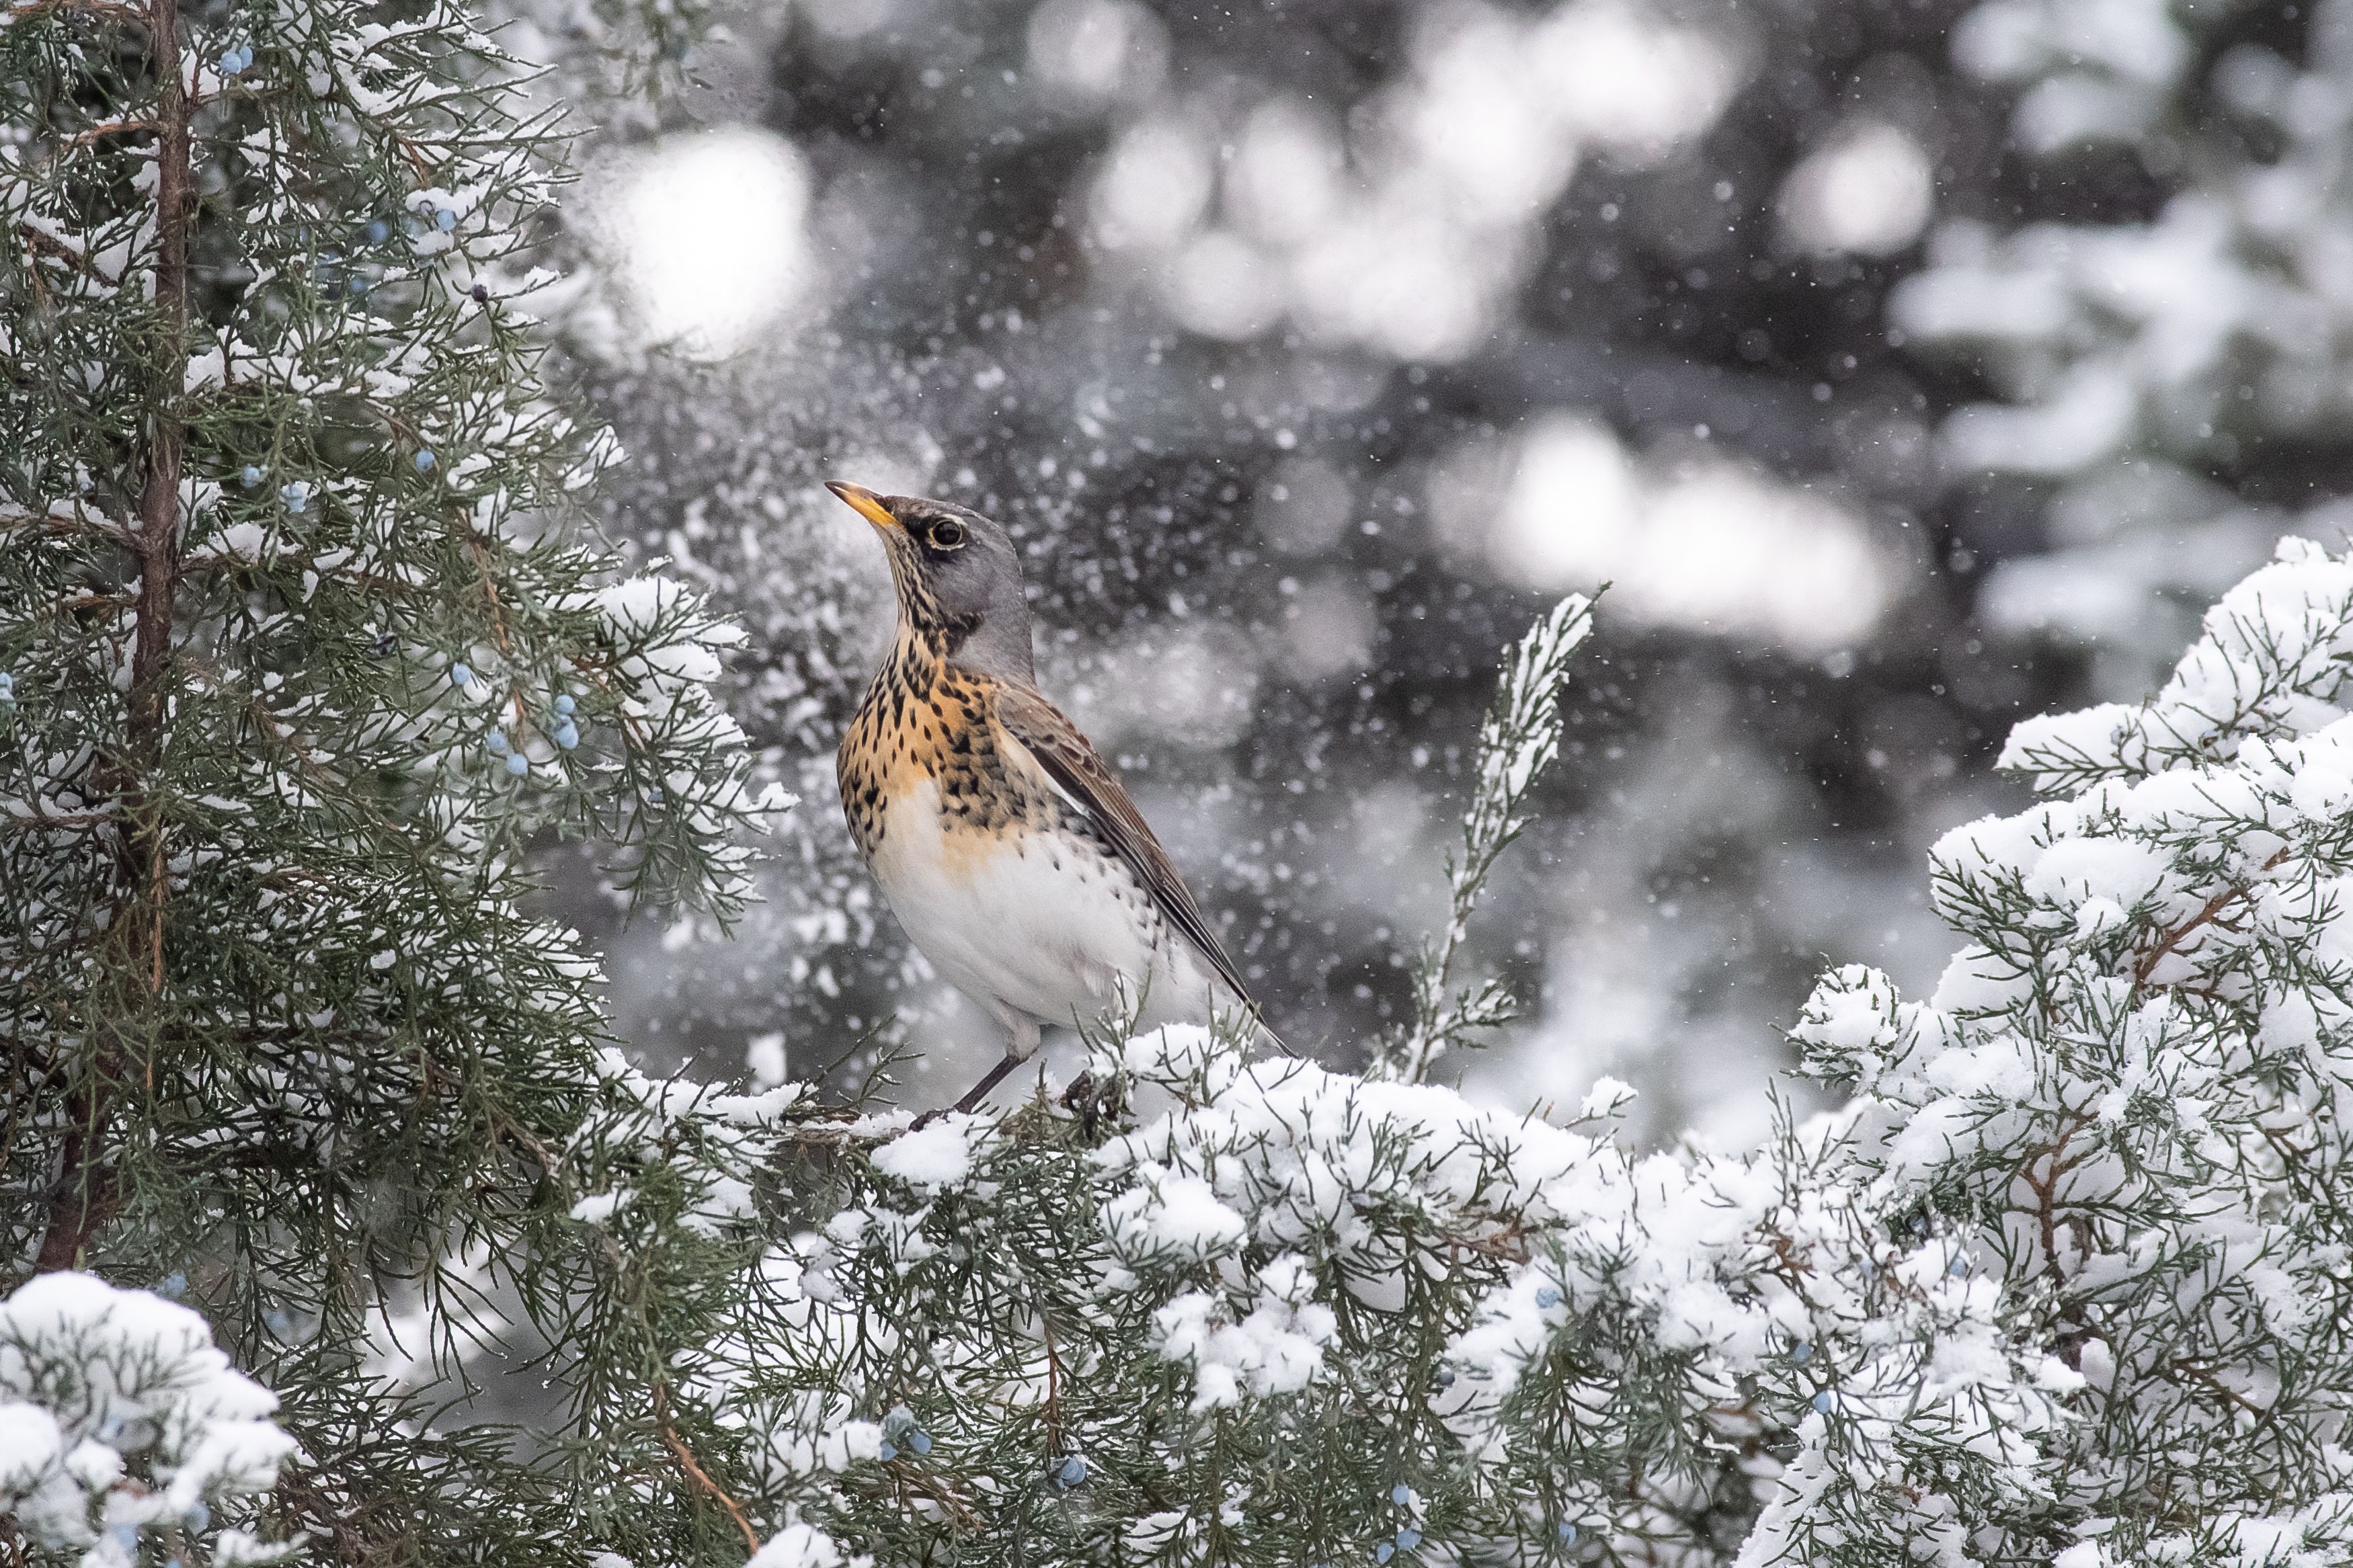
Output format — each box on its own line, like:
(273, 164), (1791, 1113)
(1, 0), (775, 1561)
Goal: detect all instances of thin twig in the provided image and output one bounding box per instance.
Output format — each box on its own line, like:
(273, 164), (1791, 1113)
(2132, 848), (2290, 989)
(657, 1396), (759, 1554)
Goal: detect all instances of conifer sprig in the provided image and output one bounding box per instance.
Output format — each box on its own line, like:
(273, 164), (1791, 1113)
(1387, 593), (1595, 1084)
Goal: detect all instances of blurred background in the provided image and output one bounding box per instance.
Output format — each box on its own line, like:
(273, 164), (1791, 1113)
(506, 0), (2353, 1147)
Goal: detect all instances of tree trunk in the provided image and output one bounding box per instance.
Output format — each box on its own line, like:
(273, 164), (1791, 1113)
(37, 0), (188, 1275)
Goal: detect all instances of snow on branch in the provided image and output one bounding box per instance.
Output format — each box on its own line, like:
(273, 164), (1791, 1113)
(1785, 533), (2353, 1564)
(2001, 538), (2353, 795)
(0, 1273), (296, 1568)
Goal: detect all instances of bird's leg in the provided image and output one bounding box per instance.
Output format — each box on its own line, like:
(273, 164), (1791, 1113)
(951, 1053), (1024, 1114)
(913, 1012), (1041, 1127)
(910, 1055), (1021, 1130)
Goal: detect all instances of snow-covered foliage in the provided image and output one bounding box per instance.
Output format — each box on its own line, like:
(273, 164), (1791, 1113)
(0, 1273), (295, 1567)
(667, 1016), (2040, 1563)
(1786, 533), (2353, 1563)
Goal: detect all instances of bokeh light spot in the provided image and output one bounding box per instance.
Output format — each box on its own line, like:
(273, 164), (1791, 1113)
(618, 129), (813, 359)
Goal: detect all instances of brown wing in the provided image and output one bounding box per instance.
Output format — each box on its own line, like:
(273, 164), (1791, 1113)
(994, 681), (1286, 1051)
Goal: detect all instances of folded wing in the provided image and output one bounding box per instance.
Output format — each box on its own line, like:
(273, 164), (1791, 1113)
(994, 680), (1285, 1051)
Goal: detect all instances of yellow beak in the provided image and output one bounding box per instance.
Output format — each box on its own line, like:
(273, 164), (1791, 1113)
(826, 480), (898, 532)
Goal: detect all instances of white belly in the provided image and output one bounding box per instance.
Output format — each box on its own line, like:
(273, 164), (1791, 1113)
(868, 781), (1217, 1048)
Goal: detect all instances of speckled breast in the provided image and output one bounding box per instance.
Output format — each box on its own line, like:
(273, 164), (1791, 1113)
(837, 637), (1053, 861)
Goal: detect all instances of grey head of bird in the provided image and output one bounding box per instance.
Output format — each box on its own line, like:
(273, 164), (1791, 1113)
(826, 481), (1035, 684)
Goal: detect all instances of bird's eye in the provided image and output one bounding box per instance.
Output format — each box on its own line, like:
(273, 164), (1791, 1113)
(930, 520), (967, 549)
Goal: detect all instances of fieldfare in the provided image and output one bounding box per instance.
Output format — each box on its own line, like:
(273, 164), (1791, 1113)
(826, 481), (1281, 1117)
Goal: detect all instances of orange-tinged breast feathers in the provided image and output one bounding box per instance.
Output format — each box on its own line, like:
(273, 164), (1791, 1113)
(838, 639), (1045, 863)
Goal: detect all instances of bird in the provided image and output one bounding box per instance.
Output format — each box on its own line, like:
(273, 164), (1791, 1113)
(826, 479), (1281, 1118)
